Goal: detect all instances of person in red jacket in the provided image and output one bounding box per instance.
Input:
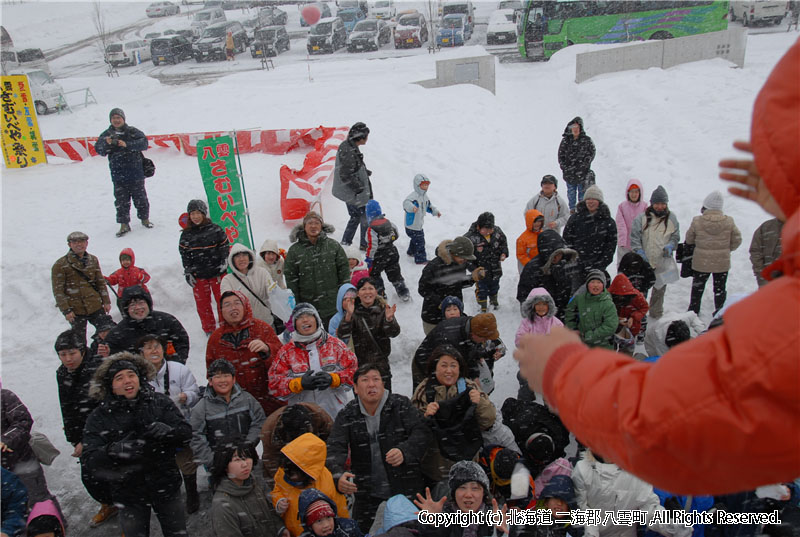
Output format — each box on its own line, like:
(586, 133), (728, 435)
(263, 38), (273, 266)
(206, 290), (284, 415)
(105, 247), (150, 295)
(514, 39), (800, 496)
(608, 273), (649, 355)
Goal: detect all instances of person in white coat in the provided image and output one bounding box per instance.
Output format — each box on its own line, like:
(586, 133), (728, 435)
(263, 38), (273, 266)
(221, 242), (276, 326)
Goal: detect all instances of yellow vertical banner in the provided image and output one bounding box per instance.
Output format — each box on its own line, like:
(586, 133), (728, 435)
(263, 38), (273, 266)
(1, 75), (47, 168)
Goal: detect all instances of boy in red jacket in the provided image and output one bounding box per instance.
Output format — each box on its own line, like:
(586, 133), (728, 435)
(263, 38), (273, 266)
(105, 248), (150, 294)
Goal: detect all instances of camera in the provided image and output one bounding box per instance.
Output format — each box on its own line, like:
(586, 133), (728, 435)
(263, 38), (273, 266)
(109, 134), (121, 146)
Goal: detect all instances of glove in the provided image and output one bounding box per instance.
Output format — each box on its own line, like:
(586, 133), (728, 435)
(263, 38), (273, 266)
(471, 267), (486, 282)
(107, 434), (146, 461)
(634, 249), (648, 263)
(185, 273), (196, 287)
(144, 421), (173, 440)
(663, 496), (682, 511)
(300, 370), (316, 391)
(662, 244), (674, 257)
(311, 371), (333, 390)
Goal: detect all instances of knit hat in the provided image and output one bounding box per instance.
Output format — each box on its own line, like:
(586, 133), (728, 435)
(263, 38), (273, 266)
(302, 211), (324, 227)
(187, 199), (208, 215)
(109, 107), (125, 121)
(440, 296), (464, 315)
(583, 184), (604, 202)
(476, 212), (495, 229)
(305, 500), (336, 526)
(291, 302), (323, 332)
(584, 269), (606, 289)
(470, 313), (499, 340)
(665, 320), (691, 348)
(491, 448), (520, 482)
(105, 359), (139, 390)
(348, 122), (370, 141)
(447, 236), (476, 260)
(365, 199), (382, 223)
(207, 358), (236, 378)
(650, 185), (669, 204)
(525, 432), (555, 465)
(541, 174), (557, 187)
(67, 231), (88, 242)
(702, 191), (724, 211)
(54, 330), (85, 353)
(448, 460), (490, 497)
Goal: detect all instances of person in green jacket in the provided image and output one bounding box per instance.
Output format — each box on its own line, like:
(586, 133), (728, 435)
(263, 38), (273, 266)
(284, 212), (351, 328)
(565, 269), (618, 349)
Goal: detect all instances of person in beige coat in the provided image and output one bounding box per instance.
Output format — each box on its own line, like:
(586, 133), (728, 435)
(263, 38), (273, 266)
(685, 191), (742, 315)
(220, 242), (275, 325)
(258, 239), (287, 289)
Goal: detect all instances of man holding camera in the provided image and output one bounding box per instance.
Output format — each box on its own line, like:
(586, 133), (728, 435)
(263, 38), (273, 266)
(95, 108), (153, 237)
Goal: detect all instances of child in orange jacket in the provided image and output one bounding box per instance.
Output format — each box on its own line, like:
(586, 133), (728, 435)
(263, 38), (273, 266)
(105, 248), (150, 294)
(516, 209), (545, 272)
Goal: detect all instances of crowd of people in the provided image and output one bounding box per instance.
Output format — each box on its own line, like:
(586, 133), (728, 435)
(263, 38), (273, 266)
(3, 40), (798, 537)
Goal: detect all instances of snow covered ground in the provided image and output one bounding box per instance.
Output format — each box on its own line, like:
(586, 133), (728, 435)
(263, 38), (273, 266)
(1, 1), (798, 534)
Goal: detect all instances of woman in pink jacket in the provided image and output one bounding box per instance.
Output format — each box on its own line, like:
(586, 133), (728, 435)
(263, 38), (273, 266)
(615, 179), (648, 261)
(515, 287), (563, 346)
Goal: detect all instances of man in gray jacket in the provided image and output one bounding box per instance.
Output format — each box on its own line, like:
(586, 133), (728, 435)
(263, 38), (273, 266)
(332, 122), (372, 250)
(524, 174), (570, 234)
(749, 217), (784, 287)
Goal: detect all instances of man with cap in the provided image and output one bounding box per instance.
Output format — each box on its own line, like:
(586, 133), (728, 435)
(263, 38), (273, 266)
(285, 211), (351, 328)
(418, 236), (487, 335)
(51, 231), (113, 346)
(332, 122), (373, 250)
(524, 175), (570, 234)
(411, 311), (505, 389)
(94, 108), (153, 237)
(562, 184), (617, 280)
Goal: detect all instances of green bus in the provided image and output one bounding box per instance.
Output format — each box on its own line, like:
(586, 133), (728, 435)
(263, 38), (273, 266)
(518, 1), (729, 60)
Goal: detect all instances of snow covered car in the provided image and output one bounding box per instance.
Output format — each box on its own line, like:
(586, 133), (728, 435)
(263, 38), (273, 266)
(486, 9), (517, 45)
(301, 2), (332, 27)
(346, 18), (391, 52)
(729, 0), (786, 26)
(146, 1), (180, 17)
(106, 40), (152, 66)
(191, 7), (226, 37)
(193, 20), (248, 61)
(307, 17), (347, 54)
(338, 8), (366, 33)
(372, 0), (395, 20)
(8, 69), (66, 115)
(250, 26), (290, 57)
(338, 0), (369, 18)
(394, 12), (428, 48)
(151, 35), (193, 65)
(436, 13), (471, 47)
(259, 6), (288, 26)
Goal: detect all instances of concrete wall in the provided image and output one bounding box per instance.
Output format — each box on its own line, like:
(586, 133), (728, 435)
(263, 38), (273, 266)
(575, 28), (748, 83)
(415, 54), (496, 94)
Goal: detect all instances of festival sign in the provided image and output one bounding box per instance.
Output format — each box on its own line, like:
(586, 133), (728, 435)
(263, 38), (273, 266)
(1, 75), (47, 168)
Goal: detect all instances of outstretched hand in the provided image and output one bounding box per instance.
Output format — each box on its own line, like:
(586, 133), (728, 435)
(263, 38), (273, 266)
(385, 303), (396, 321)
(514, 327), (582, 396)
(414, 487), (446, 513)
(491, 498), (509, 534)
(719, 140), (786, 221)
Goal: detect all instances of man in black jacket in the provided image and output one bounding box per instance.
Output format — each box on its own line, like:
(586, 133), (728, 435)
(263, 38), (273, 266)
(558, 116), (596, 212)
(562, 184), (617, 280)
(326, 363), (431, 533)
(332, 122), (372, 250)
(105, 285), (190, 364)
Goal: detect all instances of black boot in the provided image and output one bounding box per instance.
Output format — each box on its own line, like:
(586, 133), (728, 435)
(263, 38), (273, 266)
(184, 474), (199, 514)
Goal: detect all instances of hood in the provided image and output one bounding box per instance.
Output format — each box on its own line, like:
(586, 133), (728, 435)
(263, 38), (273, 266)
(536, 230), (566, 260)
(119, 285), (153, 317)
(366, 199), (383, 223)
(608, 273), (637, 296)
(751, 38), (800, 220)
(280, 432), (327, 482)
(562, 116), (585, 137)
(120, 247), (136, 266)
(298, 488), (338, 527)
(221, 289), (255, 327)
(336, 283), (357, 315)
(289, 221), (336, 243)
(215, 475), (255, 497)
(625, 178), (644, 202)
(539, 475), (575, 504)
(413, 173), (430, 194)
(525, 209), (544, 232)
(259, 239), (280, 256)
(382, 494), (420, 531)
(435, 239), (455, 265)
(227, 242), (255, 274)
(581, 450), (622, 479)
(521, 287), (557, 319)
(27, 500), (65, 534)
(89, 352), (156, 401)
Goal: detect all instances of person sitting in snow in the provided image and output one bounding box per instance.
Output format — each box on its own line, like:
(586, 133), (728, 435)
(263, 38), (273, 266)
(365, 200), (411, 301)
(105, 247), (151, 296)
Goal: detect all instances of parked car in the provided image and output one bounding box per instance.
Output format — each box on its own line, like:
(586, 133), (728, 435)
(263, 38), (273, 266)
(146, 1), (180, 17)
(243, 16), (260, 40)
(2, 48), (50, 75)
(222, 0), (250, 8)
(307, 17), (347, 53)
(346, 18), (391, 51)
(151, 35), (193, 64)
(729, 0), (786, 26)
(371, 0), (395, 20)
(191, 7), (227, 37)
(250, 25), (290, 56)
(8, 69), (65, 115)
(394, 12), (428, 48)
(259, 6), (288, 25)
(486, 9), (517, 44)
(338, 0), (368, 17)
(441, 0), (475, 26)
(193, 20), (248, 61)
(497, 0), (521, 11)
(338, 7), (365, 33)
(144, 32), (162, 40)
(106, 40), (152, 66)
(175, 29), (195, 40)
(301, 2), (332, 26)
(436, 13), (471, 47)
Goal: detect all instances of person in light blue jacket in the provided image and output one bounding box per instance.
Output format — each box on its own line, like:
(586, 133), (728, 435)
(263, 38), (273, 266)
(328, 283), (357, 341)
(403, 174), (442, 264)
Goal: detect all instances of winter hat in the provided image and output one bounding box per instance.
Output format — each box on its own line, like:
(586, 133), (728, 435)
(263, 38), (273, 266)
(26, 514), (63, 537)
(207, 358), (236, 378)
(490, 448), (520, 483)
(302, 211), (324, 227)
(54, 330), (85, 353)
(109, 107), (125, 122)
(105, 359), (139, 389)
(447, 236), (476, 260)
(702, 191), (724, 211)
(583, 184), (604, 202)
(470, 313), (499, 340)
(440, 295), (464, 315)
(67, 231), (88, 242)
(291, 302), (324, 332)
(585, 269), (607, 289)
(650, 185), (669, 204)
(665, 320), (691, 348)
(187, 199), (208, 215)
(541, 174), (558, 187)
(449, 460), (490, 497)
(365, 199), (382, 223)
(348, 121), (370, 141)
(525, 432), (555, 465)
(476, 212), (495, 229)
(305, 500), (336, 526)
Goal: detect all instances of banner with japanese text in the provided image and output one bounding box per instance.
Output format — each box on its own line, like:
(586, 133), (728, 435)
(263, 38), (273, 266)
(196, 135), (252, 249)
(1, 75), (47, 168)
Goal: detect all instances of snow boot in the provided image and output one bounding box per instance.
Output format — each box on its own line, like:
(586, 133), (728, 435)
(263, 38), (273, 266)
(116, 223), (131, 237)
(478, 299), (488, 313)
(141, 219), (154, 228)
(393, 280), (411, 302)
(490, 295), (499, 310)
(90, 503), (118, 527)
(184, 474), (199, 514)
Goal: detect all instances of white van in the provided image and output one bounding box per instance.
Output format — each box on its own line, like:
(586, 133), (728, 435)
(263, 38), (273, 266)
(105, 40), (152, 67)
(8, 69), (66, 115)
(1, 48), (50, 76)
(191, 7), (226, 37)
(729, 1), (786, 26)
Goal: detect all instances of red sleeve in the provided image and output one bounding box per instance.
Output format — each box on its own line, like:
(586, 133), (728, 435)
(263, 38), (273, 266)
(255, 322), (282, 366)
(205, 333), (221, 370)
(332, 338), (358, 387)
(542, 278), (800, 495)
(139, 267), (151, 285)
(629, 292), (649, 323)
(268, 345), (295, 398)
(105, 269), (121, 286)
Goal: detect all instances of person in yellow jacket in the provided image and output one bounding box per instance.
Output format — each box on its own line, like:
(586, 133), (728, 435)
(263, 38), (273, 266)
(272, 432), (349, 536)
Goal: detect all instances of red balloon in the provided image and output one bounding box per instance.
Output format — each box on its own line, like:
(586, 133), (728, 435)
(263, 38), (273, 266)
(301, 5), (321, 26)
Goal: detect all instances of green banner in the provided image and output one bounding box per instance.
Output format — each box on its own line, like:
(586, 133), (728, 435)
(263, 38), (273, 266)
(196, 135), (252, 250)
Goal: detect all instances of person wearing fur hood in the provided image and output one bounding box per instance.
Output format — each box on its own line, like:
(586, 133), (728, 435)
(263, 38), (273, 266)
(221, 242), (276, 325)
(81, 352), (191, 537)
(516, 288), (564, 346)
(285, 212), (351, 327)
